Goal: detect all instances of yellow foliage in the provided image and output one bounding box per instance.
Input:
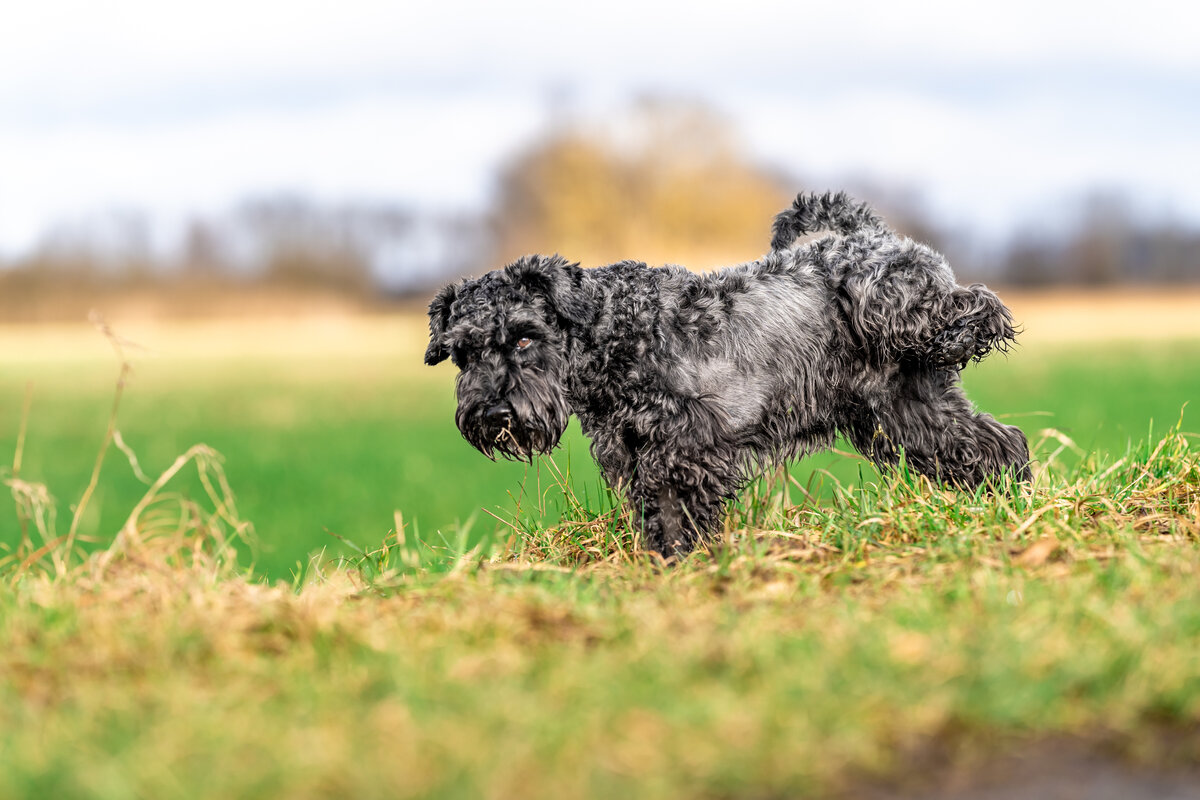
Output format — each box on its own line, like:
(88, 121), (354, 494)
(493, 103), (789, 269)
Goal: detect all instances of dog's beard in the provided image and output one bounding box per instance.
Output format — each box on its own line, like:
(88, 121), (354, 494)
(456, 380), (569, 462)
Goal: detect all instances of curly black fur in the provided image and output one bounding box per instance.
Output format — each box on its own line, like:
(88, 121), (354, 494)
(426, 192), (1030, 556)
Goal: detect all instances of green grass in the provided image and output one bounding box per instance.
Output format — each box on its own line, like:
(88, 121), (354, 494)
(2, 331), (1198, 580)
(2, 319), (1200, 798)
(1, 399), (1198, 798)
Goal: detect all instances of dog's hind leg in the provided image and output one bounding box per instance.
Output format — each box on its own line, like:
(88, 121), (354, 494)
(846, 369), (1030, 489)
(925, 284), (1018, 369)
(833, 243), (1016, 369)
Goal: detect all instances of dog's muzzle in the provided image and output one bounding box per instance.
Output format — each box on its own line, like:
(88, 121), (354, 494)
(483, 403), (512, 430)
(457, 397), (564, 461)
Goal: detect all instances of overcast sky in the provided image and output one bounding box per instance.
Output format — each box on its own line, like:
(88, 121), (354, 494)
(2, 0), (1198, 256)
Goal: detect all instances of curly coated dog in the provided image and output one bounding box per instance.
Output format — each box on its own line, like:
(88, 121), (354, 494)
(425, 191), (1030, 556)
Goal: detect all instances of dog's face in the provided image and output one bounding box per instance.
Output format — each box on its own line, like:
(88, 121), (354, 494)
(424, 254), (593, 461)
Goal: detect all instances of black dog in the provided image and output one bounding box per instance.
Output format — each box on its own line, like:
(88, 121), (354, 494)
(425, 192), (1029, 556)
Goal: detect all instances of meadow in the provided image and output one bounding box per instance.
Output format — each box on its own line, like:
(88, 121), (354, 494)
(2, 294), (1199, 580)
(2, 294), (1200, 798)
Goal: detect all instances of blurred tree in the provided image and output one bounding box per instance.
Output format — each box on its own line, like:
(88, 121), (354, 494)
(492, 98), (789, 268)
(1129, 223), (1197, 283)
(1002, 236), (1064, 286)
(994, 192), (1199, 286)
(1065, 192), (1129, 285)
(181, 221), (229, 277)
(492, 134), (629, 262)
(236, 196), (373, 295)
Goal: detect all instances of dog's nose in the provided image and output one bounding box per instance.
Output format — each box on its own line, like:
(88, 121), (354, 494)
(484, 403), (512, 427)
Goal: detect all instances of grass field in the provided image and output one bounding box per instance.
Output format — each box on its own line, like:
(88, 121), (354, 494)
(3, 298), (1199, 580)
(2, 296), (1200, 798)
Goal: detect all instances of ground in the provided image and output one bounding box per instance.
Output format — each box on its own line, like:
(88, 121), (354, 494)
(1, 289), (1199, 798)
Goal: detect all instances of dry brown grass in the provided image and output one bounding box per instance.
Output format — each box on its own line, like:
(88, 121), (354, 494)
(1, 287), (1196, 369)
(0, 313), (427, 367)
(1002, 287), (1200, 344)
(3, 421), (1200, 799)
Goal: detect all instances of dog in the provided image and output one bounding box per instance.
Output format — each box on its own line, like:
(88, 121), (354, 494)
(425, 192), (1029, 556)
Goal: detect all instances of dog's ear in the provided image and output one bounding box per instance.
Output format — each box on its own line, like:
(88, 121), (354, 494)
(424, 282), (458, 365)
(506, 254), (594, 327)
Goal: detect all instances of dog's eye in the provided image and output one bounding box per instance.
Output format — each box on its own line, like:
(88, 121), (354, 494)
(516, 337), (533, 351)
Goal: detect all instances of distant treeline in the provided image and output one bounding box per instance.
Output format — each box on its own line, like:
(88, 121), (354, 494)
(1, 101), (1195, 320)
(997, 193), (1200, 286)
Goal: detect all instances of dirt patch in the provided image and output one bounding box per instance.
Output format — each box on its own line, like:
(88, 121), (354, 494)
(856, 736), (1200, 800)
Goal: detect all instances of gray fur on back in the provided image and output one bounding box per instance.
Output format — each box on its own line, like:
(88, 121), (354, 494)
(426, 191), (1030, 557)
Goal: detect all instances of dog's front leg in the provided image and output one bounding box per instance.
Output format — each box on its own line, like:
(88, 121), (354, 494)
(626, 447), (738, 558)
(627, 482), (694, 557)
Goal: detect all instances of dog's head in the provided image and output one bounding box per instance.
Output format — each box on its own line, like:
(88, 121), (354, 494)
(425, 254), (594, 461)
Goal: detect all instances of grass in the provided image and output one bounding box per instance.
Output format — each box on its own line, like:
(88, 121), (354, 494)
(2, 409), (1199, 798)
(2, 317), (1199, 579)
(1, 313), (1200, 797)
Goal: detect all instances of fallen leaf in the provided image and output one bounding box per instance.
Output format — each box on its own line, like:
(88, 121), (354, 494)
(1014, 537), (1059, 567)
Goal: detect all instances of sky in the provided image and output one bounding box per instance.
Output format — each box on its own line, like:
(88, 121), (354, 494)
(2, 0), (1199, 257)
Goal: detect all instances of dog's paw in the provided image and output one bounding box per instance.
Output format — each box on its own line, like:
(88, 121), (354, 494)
(927, 323), (977, 369)
(928, 313), (1013, 369)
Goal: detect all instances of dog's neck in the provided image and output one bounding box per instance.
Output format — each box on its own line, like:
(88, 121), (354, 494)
(563, 265), (663, 421)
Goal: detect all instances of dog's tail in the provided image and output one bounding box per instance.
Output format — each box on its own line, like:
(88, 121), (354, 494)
(770, 191), (887, 251)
